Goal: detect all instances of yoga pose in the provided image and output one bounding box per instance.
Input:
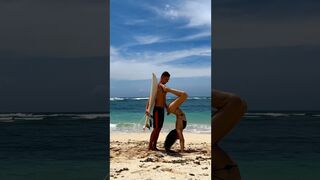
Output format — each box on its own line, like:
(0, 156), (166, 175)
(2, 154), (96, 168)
(213, 89), (247, 180)
(163, 87), (188, 153)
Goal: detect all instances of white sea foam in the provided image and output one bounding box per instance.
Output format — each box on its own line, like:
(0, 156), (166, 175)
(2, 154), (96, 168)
(110, 96), (210, 101)
(189, 97), (210, 100)
(246, 113), (289, 117)
(14, 117), (43, 120)
(0, 117), (15, 122)
(0, 113), (109, 121)
(109, 122), (211, 134)
(245, 112), (311, 117)
(72, 114), (109, 120)
(110, 97), (125, 101)
(244, 115), (260, 118)
(0, 113), (33, 117)
(132, 97), (149, 100)
(110, 123), (117, 129)
(292, 113), (306, 116)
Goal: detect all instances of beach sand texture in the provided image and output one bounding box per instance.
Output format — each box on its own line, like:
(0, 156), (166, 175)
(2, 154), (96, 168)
(110, 132), (211, 180)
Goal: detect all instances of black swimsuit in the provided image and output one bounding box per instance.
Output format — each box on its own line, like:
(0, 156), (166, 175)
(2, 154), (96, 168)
(153, 106), (164, 129)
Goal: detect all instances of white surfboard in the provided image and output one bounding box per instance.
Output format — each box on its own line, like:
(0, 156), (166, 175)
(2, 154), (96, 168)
(144, 73), (158, 129)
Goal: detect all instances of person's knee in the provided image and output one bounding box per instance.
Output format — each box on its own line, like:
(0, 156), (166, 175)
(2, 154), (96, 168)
(180, 91), (188, 99)
(228, 94), (247, 115)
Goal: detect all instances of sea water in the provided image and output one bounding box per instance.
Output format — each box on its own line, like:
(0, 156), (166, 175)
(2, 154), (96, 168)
(110, 96), (211, 133)
(220, 111), (320, 180)
(0, 113), (108, 179)
(1, 111), (320, 179)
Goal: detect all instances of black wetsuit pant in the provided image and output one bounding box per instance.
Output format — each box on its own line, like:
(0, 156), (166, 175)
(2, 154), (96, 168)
(153, 106), (164, 129)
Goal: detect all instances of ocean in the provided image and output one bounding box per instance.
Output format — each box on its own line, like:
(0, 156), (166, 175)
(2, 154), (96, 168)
(0, 113), (108, 180)
(220, 111), (320, 180)
(1, 110), (320, 179)
(110, 96), (211, 133)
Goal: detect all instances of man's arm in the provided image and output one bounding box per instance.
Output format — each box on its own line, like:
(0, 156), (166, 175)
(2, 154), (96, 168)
(160, 84), (170, 114)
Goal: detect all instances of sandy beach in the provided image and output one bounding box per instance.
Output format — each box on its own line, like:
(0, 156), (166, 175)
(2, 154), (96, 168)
(110, 132), (211, 180)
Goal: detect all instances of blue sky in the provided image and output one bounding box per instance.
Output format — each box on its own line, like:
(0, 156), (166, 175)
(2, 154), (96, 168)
(110, 0), (211, 97)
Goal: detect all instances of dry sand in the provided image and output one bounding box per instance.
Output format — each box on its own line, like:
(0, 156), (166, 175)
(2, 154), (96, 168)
(110, 132), (211, 180)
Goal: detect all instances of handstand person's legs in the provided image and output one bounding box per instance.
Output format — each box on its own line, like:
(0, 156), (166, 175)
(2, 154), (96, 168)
(167, 88), (188, 113)
(212, 90), (247, 144)
(212, 89), (247, 180)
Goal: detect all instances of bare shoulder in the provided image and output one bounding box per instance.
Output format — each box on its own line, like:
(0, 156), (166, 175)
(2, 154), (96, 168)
(158, 83), (169, 92)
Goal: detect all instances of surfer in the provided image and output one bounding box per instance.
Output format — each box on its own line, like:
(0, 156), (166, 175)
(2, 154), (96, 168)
(146, 71), (171, 151)
(213, 89), (247, 180)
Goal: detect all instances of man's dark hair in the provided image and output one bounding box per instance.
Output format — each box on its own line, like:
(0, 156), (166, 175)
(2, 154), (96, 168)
(161, 71), (170, 77)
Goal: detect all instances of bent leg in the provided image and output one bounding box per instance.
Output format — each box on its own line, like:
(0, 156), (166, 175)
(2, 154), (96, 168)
(167, 88), (188, 113)
(212, 90), (247, 144)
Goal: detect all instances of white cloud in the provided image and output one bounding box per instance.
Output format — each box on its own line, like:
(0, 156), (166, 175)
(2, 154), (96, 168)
(137, 47), (211, 64)
(134, 35), (161, 45)
(111, 60), (210, 80)
(110, 46), (119, 57)
(110, 47), (211, 80)
(174, 31), (211, 41)
(124, 19), (147, 25)
(180, 1), (211, 27)
(154, 0), (211, 28)
(110, 1), (212, 81)
(124, 31), (210, 46)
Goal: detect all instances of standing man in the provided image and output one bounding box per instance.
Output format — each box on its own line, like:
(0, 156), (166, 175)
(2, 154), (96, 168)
(146, 71), (170, 151)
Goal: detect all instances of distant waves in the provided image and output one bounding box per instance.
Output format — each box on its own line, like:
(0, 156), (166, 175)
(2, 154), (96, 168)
(110, 96), (211, 101)
(0, 113), (108, 122)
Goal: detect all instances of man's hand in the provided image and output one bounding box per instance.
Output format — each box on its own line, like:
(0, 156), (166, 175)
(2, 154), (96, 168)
(145, 110), (150, 116)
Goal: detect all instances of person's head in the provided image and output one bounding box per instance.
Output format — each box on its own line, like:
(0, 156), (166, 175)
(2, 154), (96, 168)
(160, 71), (170, 84)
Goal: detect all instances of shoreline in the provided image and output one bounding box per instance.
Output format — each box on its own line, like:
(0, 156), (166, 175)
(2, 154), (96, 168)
(110, 132), (211, 179)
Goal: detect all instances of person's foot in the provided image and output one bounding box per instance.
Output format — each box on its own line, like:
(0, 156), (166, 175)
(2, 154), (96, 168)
(165, 149), (176, 154)
(148, 147), (160, 151)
